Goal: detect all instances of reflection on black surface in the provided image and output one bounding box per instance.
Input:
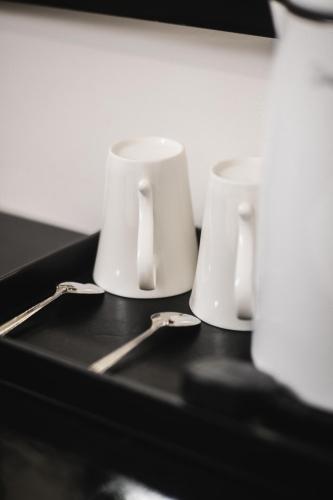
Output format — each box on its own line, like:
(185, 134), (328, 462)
(95, 476), (174, 500)
(0, 428), (174, 500)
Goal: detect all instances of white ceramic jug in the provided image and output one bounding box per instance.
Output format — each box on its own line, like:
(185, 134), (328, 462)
(252, 0), (333, 411)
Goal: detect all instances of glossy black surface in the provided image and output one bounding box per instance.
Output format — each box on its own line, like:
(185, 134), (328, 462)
(0, 213), (257, 499)
(1, 380), (266, 499)
(1, 213), (333, 497)
(0, 212), (83, 277)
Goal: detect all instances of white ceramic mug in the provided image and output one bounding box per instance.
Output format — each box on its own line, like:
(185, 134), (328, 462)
(190, 157), (261, 331)
(93, 137), (198, 298)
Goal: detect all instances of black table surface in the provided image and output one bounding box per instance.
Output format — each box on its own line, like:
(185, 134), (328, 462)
(0, 212), (84, 277)
(0, 212), (329, 499)
(0, 212), (266, 500)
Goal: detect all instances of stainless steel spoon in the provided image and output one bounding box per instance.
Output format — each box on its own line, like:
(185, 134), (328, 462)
(89, 312), (201, 374)
(0, 281), (104, 337)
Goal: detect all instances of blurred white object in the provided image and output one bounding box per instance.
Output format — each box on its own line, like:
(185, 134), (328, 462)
(252, 0), (333, 411)
(190, 157), (261, 331)
(290, 0), (333, 12)
(93, 137), (198, 298)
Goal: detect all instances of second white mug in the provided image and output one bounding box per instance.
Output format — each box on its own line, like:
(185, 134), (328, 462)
(190, 157), (262, 331)
(93, 136), (198, 298)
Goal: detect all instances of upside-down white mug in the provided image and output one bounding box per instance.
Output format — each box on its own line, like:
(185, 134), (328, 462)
(93, 137), (198, 298)
(190, 157), (261, 331)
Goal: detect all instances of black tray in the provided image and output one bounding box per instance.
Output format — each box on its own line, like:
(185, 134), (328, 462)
(0, 234), (332, 494)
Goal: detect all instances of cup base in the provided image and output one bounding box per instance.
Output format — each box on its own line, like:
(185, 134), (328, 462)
(93, 274), (193, 299)
(189, 300), (252, 332)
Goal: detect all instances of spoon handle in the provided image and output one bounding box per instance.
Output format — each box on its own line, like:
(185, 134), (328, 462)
(89, 323), (160, 374)
(0, 289), (64, 337)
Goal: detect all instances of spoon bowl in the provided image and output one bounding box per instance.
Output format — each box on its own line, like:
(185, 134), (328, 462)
(58, 282), (105, 294)
(151, 312), (201, 328)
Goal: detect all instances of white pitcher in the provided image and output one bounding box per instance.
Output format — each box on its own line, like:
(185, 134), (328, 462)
(252, 0), (333, 411)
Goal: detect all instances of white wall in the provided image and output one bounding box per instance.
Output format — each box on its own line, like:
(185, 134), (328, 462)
(0, 2), (274, 233)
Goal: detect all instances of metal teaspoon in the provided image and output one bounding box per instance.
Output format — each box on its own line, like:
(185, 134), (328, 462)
(0, 281), (104, 337)
(89, 311), (201, 374)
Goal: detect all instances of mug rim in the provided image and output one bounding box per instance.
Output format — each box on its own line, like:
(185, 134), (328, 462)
(212, 156), (262, 186)
(110, 136), (185, 163)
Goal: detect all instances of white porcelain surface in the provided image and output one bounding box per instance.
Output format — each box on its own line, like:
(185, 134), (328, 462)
(190, 157), (261, 331)
(290, 0), (333, 14)
(270, 1), (289, 38)
(252, 9), (333, 411)
(93, 137), (198, 298)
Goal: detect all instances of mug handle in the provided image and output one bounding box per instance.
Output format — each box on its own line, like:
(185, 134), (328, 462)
(137, 178), (156, 290)
(234, 202), (254, 320)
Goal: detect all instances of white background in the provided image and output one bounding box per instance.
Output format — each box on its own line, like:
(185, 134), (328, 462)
(0, 2), (274, 233)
